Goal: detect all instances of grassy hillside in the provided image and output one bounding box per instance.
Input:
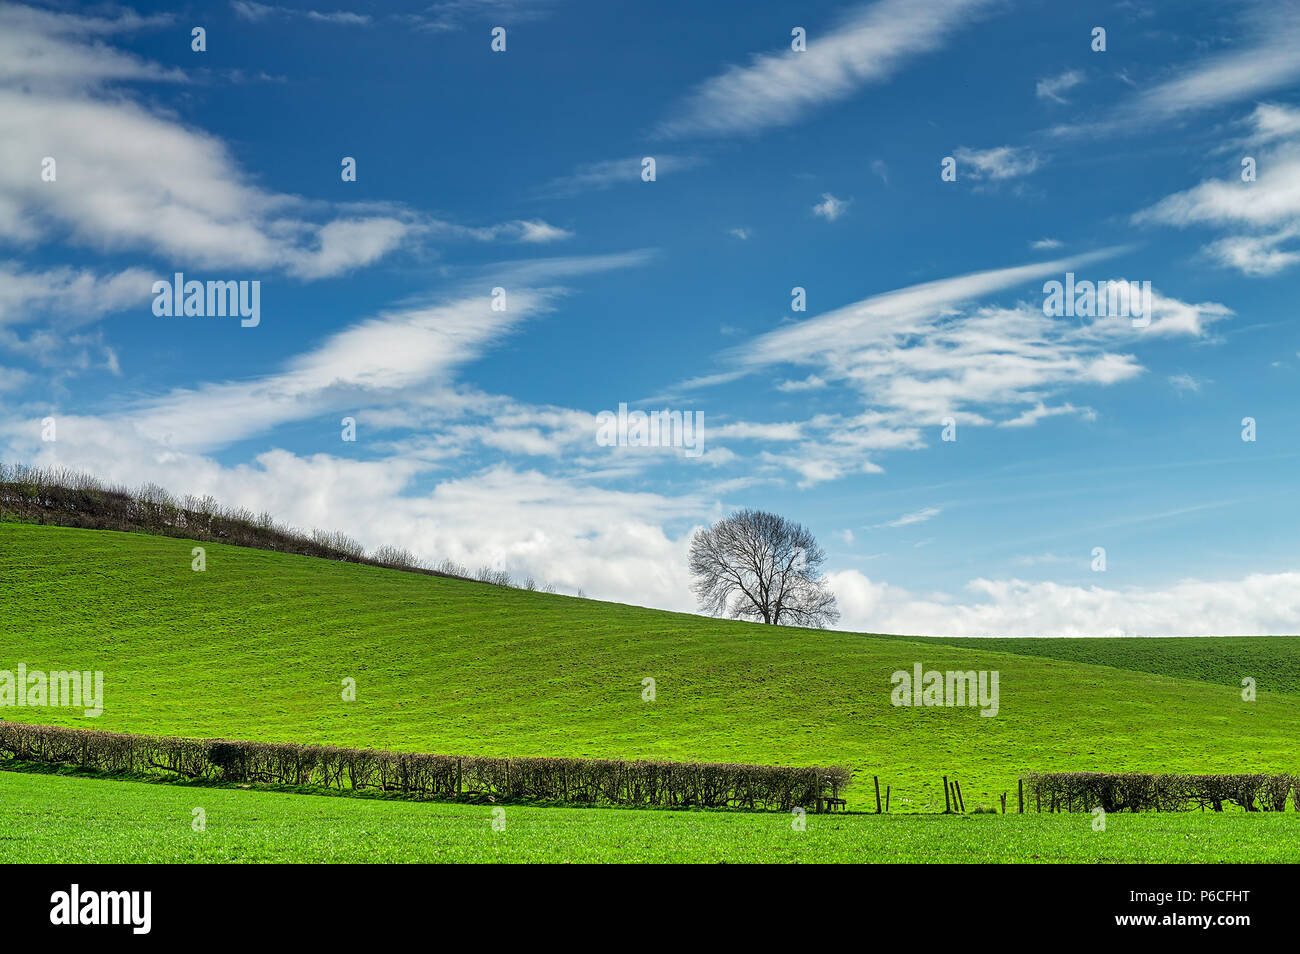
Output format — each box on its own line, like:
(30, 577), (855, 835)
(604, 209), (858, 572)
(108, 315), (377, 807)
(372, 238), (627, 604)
(3, 523), (1299, 811)
(884, 634), (1300, 696)
(2, 768), (1295, 863)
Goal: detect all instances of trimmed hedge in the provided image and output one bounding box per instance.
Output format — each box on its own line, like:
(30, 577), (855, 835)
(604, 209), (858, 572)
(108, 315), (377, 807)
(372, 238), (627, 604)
(0, 721), (851, 812)
(1025, 771), (1298, 813)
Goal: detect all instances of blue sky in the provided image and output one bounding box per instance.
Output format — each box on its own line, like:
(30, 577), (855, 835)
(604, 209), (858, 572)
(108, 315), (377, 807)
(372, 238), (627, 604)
(3, 0), (1300, 635)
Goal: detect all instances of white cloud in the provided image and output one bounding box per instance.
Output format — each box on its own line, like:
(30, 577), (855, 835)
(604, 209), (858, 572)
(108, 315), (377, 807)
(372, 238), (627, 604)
(431, 219), (574, 244)
(828, 569), (1300, 637)
(997, 401), (1095, 428)
(1248, 101), (1300, 144)
(1126, 9), (1300, 122)
(1030, 238), (1063, 250)
(730, 250), (1118, 370)
(812, 193), (851, 221)
(513, 220), (573, 243)
(540, 155), (702, 196)
(0, 365), (30, 392)
(1035, 69), (1083, 104)
(953, 145), (1041, 180)
(874, 506), (941, 528)
(405, 0), (561, 33)
(0, 4), (180, 90)
(777, 374), (827, 392)
(4, 248), (652, 455)
(657, 0), (995, 138)
(1134, 105), (1300, 275)
(0, 263), (154, 371)
(122, 288), (554, 452)
(710, 421), (804, 442)
(0, 263), (152, 327)
(1, 419), (707, 609)
(0, 7), (562, 280)
(232, 2), (372, 25)
(712, 252), (1229, 484)
(0, 8), (416, 278)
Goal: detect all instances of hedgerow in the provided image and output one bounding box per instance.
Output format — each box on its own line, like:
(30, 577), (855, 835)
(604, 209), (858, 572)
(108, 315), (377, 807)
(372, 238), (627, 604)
(0, 721), (851, 812)
(0, 463), (545, 591)
(1025, 771), (1297, 813)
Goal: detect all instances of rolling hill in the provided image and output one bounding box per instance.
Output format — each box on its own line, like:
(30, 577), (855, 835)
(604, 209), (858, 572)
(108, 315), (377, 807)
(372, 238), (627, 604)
(3, 522), (1298, 812)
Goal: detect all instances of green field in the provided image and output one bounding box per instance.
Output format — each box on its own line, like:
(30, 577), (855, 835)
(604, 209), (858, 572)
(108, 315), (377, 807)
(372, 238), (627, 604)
(3, 522), (1298, 823)
(888, 633), (1300, 697)
(1, 767), (1293, 863)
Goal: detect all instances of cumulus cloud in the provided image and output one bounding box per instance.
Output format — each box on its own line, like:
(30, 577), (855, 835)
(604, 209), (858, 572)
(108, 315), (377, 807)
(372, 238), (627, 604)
(828, 569), (1300, 637)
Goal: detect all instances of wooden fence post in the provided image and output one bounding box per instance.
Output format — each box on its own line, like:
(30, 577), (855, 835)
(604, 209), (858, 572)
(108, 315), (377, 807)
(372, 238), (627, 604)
(943, 775), (951, 814)
(874, 776), (882, 814)
(885, 785), (891, 813)
(1001, 792), (1007, 814)
(1018, 779), (1024, 814)
(955, 781), (966, 813)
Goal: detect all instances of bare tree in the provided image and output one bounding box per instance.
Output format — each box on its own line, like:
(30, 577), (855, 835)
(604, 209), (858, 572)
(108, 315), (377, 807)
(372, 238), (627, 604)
(688, 509), (840, 628)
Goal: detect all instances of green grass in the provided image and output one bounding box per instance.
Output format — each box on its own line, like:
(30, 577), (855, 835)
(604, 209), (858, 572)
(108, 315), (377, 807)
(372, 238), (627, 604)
(0, 767), (1293, 863)
(3, 522), (1299, 814)
(886, 634), (1300, 696)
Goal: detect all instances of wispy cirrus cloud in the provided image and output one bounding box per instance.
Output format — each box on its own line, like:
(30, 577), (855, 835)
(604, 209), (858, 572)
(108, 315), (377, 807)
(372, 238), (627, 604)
(231, 2), (371, 25)
(538, 154), (703, 197)
(682, 251), (1231, 485)
(1134, 103), (1300, 275)
(402, 0), (563, 33)
(656, 0), (997, 138)
(873, 506), (941, 528)
(1048, 2), (1300, 139)
(1125, 2), (1300, 122)
(1035, 69), (1084, 104)
(118, 251), (653, 452)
